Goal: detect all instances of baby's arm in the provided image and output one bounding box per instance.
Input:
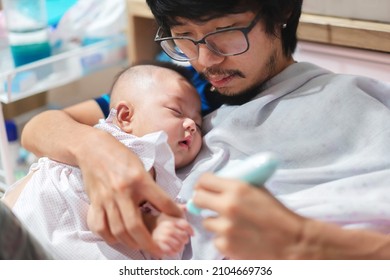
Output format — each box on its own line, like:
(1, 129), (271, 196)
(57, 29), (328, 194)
(142, 209), (193, 257)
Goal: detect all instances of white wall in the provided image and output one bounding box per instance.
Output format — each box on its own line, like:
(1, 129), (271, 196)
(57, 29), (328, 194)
(295, 41), (390, 83)
(302, 0), (390, 23)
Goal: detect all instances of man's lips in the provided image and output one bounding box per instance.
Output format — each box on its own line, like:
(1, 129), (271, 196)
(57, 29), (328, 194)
(207, 74), (234, 88)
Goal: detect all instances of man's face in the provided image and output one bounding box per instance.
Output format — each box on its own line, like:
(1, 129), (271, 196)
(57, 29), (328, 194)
(170, 12), (293, 98)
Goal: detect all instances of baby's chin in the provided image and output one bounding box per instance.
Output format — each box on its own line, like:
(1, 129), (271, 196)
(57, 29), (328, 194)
(174, 159), (190, 170)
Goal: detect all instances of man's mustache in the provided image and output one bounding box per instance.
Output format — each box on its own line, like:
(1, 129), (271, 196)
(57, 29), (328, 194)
(201, 68), (245, 80)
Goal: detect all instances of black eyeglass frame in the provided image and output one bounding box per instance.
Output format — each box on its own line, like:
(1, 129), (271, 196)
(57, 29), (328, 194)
(154, 12), (262, 61)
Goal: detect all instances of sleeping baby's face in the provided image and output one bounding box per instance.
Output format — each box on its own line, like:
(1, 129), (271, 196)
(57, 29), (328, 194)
(120, 67), (203, 168)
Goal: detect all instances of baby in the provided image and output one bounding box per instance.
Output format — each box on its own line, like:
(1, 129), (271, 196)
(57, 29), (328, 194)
(3, 63), (203, 259)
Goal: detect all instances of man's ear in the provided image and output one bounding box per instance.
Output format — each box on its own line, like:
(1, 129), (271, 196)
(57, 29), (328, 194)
(116, 101), (134, 133)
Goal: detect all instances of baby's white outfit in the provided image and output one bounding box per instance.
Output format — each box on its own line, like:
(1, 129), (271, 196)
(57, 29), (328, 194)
(8, 109), (183, 259)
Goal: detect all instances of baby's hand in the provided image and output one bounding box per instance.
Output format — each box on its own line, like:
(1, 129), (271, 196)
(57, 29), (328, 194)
(152, 213), (194, 256)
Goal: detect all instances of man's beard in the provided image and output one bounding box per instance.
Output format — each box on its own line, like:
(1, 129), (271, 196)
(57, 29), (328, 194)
(201, 52), (277, 106)
(207, 82), (264, 105)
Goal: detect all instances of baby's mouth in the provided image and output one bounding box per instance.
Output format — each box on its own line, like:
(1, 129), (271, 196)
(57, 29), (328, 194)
(179, 135), (192, 149)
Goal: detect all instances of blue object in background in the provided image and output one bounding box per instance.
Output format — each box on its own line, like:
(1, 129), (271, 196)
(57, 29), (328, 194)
(45, 0), (77, 28)
(5, 120), (18, 143)
(3, 71), (36, 93)
(11, 42), (52, 67)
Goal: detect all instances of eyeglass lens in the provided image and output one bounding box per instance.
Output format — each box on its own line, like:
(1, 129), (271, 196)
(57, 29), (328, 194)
(163, 29), (248, 61)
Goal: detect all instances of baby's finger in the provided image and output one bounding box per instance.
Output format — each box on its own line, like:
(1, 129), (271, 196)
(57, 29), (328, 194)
(175, 219), (194, 236)
(161, 236), (185, 255)
(171, 228), (191, 245)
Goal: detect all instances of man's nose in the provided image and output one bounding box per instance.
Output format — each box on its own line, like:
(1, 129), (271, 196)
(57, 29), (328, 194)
(196, 44), (224, 68)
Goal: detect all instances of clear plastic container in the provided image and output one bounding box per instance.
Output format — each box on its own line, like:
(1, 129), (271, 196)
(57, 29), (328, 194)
(2, 0), (52, 66)
(0, 33), (128, 103)
(0, 32), (129, 187)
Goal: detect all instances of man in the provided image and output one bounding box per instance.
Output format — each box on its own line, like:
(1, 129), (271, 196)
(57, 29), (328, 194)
(21, 0), (390, 259)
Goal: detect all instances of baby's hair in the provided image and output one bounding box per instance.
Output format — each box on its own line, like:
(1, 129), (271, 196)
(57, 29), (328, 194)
(135, 60), (193, 82)
(109, 60), (193, 99)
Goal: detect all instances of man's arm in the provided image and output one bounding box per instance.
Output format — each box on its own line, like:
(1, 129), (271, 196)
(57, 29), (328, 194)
(297, 216), (390, 260)
(21, 99), (104, 161)
(194, 173), (390, 259)
(21, 100), (182, 256)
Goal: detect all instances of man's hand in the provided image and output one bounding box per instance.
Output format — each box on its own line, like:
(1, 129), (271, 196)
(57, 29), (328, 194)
(193, 173), (304, 259)
(79, 129), (183, 257)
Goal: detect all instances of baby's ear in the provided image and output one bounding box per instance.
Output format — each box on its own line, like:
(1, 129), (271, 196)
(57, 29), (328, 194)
(116, 101), (134, 133)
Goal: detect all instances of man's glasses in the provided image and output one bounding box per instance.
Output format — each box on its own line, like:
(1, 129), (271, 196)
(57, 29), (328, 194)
(154, 13), (262, 62)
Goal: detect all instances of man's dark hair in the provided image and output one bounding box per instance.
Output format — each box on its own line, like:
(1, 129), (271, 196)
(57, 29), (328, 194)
(146, 0), (303, 57)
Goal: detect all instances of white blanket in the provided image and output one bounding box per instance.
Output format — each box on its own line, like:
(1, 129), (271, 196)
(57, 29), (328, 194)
(177, 62), (390, 259)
